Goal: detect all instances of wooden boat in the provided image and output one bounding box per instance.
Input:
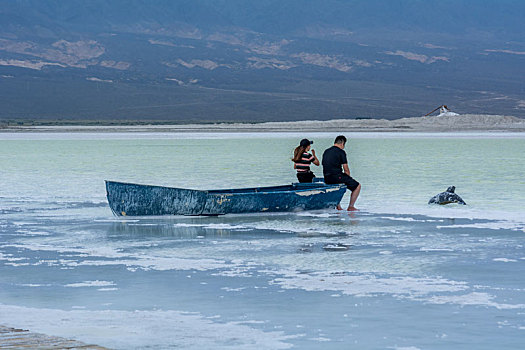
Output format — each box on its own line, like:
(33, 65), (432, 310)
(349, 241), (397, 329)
(105, 179), (346, 216)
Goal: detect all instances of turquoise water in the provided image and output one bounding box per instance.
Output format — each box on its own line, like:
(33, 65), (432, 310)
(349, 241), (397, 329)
(1, 132), (524, 349)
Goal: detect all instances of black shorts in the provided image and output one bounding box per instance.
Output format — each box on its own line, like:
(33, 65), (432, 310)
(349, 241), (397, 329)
(324, 173), (360, 191)
(297, 171), (315, 183)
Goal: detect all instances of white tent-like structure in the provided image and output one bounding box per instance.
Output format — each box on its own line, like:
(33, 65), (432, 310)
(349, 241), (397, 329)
(424, 105), (459, 117)
(438, 105), (459, 117)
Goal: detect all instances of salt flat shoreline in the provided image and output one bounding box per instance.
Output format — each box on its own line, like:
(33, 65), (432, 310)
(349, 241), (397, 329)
(0, 325), (107, 349)
(2, 114), (525, 133)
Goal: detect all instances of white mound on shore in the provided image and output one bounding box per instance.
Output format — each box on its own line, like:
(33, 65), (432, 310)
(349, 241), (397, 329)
(392, 114), (525, 130)
(238, 114), (525, 132)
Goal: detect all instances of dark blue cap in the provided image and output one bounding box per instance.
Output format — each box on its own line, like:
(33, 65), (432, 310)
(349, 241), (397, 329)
(300, 139), (313, 147)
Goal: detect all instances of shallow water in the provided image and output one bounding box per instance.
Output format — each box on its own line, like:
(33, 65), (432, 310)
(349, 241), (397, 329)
(1, 132), (524, 349)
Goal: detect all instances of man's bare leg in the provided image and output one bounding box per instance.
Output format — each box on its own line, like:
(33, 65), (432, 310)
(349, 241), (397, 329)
(347, 184), (361, 211)
(336, 204), (343, 210)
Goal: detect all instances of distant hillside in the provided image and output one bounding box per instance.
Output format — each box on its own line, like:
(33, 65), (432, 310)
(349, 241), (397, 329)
(1, 0), (524, 122)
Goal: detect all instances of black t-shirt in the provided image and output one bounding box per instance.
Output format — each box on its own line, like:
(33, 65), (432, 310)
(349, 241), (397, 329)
(322, 146), (348, 176)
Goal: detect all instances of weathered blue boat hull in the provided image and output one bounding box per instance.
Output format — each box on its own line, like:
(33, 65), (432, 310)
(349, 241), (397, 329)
(105, 180), (346, 216)
(105, 181), (208, 216)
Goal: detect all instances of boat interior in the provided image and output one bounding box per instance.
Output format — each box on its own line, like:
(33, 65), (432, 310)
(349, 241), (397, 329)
(207, 180), (336, 194)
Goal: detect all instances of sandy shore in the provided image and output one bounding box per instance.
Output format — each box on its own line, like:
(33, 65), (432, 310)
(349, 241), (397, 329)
(2, 114), (525, 133)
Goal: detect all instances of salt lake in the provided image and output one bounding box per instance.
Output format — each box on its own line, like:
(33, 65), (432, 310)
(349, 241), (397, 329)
(1, 132), (524, 349)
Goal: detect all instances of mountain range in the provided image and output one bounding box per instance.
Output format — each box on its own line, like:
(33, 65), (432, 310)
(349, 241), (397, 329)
(1, 0), (524, 123)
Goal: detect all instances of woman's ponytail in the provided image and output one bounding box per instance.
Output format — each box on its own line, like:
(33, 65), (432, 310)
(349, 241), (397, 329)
(292, 145), (306, 162)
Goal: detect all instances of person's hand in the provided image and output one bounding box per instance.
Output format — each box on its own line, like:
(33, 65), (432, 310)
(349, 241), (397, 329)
(311, 149), (316, 156)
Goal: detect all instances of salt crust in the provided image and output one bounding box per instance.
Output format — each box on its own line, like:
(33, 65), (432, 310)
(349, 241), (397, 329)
(268, 268), (525, 310)
(65, 280), (116, 288)
(3, 242), (229, 272)
(0, 304), (296, 349)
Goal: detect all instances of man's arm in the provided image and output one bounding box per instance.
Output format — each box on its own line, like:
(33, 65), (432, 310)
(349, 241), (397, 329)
(340, 151), (349, 175)
(342, 163), (350, 176)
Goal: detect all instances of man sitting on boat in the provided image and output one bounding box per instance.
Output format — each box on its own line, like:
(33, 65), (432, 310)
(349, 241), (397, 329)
(322, 135), (361, 211)
(293, 138), (320, 183)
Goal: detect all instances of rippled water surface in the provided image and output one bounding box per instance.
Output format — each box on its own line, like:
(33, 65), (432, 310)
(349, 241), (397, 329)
(1, 132), (524, 349)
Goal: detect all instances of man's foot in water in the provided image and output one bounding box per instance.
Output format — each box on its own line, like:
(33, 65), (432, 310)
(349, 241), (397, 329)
(336, 205), (343, 210)
(347, 206), (359, 211)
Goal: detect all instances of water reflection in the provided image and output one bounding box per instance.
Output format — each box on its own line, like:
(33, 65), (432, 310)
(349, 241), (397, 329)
(103, 210), (364, 240)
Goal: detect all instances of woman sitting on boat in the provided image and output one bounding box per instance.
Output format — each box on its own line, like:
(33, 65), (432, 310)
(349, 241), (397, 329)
(293, 138), (320, 183)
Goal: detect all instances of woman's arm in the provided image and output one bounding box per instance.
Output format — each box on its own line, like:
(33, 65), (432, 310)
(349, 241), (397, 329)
(311, 149), (320, 166)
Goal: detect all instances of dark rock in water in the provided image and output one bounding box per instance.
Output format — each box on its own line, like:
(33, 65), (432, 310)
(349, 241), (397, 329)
(428, 186), (466, 205)
(323, 243), (351, 251)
